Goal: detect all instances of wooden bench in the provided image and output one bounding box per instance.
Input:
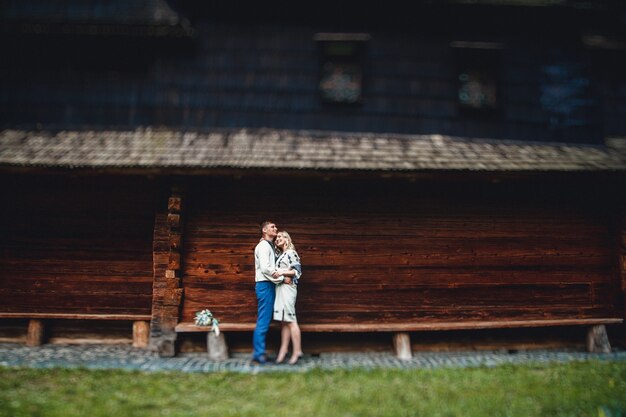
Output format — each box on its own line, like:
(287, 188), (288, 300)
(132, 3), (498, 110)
(0, 313), (152, 348)
(175, 318), (623, 360)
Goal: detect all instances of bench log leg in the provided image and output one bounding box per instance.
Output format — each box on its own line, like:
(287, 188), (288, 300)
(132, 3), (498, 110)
(207, 331), (229, 361)
(156, 339), (176, 357)
(392, 332), (412, 360)
(587, 325), (611, 353)
(133, 321), (150, 348)
(26, 319), (45, 347)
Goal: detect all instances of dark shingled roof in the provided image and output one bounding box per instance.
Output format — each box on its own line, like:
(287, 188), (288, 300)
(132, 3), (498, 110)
(0, 0), (193, 38)
(1, 0), (181, 25)
(1, 128), (625, 172)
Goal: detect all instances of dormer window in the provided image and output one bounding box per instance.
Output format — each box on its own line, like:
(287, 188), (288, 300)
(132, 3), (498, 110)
(314, 33), (370, 105)
(458, 69), (497, 109)
(451, 41), (503, 115)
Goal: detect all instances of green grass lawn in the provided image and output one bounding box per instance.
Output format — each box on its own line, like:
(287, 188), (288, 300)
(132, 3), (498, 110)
(1, 361), (625, 417)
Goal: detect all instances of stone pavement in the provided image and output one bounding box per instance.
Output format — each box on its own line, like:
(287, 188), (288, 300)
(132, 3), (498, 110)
(1, 343), (626, 373)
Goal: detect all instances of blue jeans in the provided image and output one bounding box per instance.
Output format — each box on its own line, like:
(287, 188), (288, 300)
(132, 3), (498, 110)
(252, 281), (275, 360)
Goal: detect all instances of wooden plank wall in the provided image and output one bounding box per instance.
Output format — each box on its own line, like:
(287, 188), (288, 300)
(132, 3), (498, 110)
(180, 176), (622, 326)
(0, 175), (157, 317)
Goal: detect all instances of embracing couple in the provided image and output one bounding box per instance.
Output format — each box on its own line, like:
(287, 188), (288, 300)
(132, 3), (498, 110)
(252, 220), (303, 365)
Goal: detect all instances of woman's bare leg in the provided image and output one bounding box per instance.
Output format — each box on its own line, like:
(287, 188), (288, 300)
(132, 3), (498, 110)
(276, 323), (291, 363)
(288, 321), (303, 364)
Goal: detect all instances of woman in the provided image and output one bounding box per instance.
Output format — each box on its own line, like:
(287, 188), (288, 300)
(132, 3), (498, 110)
(271, 231), (303, 365)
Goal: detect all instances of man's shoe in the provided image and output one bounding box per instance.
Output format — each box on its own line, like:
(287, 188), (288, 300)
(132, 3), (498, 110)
(251, 356), (267, 365)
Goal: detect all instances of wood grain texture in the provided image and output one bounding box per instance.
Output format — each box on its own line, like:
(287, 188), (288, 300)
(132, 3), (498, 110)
(132, 320), (150, 348)
(26, 319), (44, 346)
(175, 318), (623, 333)
(0, 175), (157, 318)
(179, 177), (623, 327)
(1, 174), (622, 337)
(149, 189), (185, 356)
(0, 313), (152, 320)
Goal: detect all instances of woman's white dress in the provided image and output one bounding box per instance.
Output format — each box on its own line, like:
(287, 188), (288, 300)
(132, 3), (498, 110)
(273, 249), (302, 322)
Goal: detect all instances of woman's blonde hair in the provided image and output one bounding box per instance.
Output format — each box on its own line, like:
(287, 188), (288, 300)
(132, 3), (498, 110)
(278, 231), (296, 253)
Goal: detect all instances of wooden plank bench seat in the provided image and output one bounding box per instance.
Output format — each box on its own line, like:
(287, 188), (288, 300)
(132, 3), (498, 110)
(176, 318), (623, 333)
(175, 318), (623, 359)
(0, 313), (152, 348)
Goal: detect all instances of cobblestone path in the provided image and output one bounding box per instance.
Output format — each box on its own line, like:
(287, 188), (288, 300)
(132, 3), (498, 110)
(1, 343), (625, 374)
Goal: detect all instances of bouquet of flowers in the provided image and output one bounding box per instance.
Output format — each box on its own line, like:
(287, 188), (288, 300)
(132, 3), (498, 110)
(194, 309), (220, 336)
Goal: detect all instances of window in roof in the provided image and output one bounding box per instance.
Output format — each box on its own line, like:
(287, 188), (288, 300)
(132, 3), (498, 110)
(458, 69), (497, 109)
(452, 41), (503, 117)
(314, 33), (370, 106)
(539, 59), (600, 142)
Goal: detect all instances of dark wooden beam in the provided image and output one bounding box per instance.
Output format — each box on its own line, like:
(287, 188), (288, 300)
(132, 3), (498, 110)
(149, 186), (185, 357)
(175, 318), (623, 333)
(26, 319), (45, 346)
(0, 313), (152, 320)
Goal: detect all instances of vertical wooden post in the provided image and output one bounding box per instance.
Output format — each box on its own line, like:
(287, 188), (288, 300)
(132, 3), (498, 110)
(150, 186), (185, 357)
(587, 325), (611, 353)
(207, 332), (229, 361)
(26, 319), (45, 347)
(392, 332), (412, 360)
(133, 320), (150, 348)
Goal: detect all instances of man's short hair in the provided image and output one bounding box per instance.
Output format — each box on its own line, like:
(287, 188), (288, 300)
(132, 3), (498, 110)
(260, 220), (274, 234)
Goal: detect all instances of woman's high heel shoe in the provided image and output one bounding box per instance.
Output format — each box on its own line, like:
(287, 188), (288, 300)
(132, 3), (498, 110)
(288, 353), (303, 365)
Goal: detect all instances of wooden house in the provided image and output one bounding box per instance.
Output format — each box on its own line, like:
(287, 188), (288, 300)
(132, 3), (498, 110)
(1, 0), (625, 357)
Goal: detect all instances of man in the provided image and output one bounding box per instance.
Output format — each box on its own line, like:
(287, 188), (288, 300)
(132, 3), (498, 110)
(252, 220), (282, 364)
